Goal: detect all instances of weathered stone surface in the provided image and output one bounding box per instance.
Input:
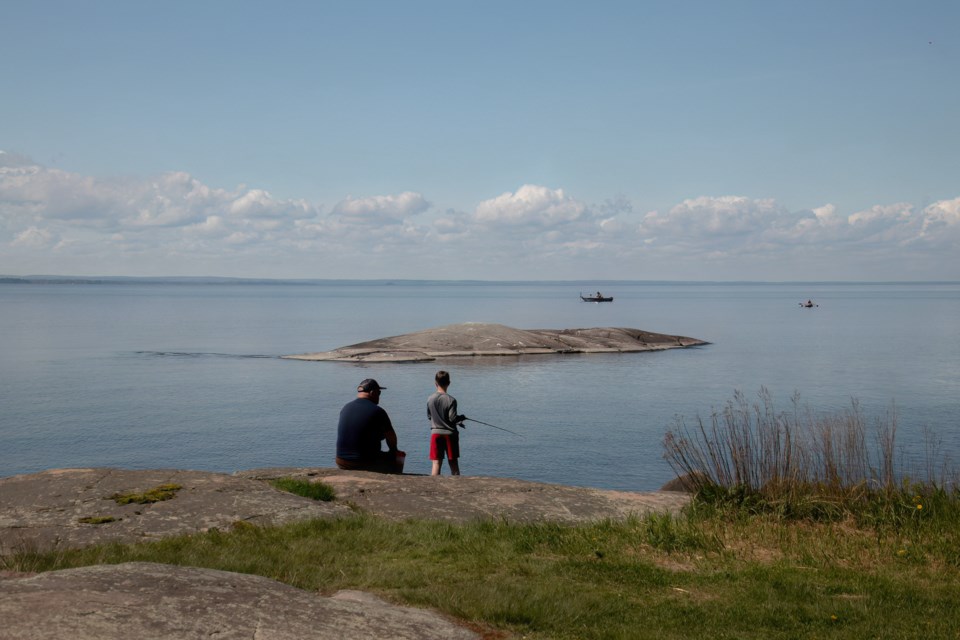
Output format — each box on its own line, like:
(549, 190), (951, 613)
(239, 468), (691, 523)
(0, 562), (478, 640)
(282, 322), (708, 362)
(0, 468), (351, 555)
(2, 468), (690, 555)
(0, 468), (690, 640)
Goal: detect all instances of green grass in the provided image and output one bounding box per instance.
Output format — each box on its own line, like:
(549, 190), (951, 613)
(109, 483), (182, 505)
(6, 499), (959, 640)
(268, 477), (336, 501)
(8, 392), (957, 638)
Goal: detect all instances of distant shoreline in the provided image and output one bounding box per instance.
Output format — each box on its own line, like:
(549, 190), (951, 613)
(2, 276), (958, 287)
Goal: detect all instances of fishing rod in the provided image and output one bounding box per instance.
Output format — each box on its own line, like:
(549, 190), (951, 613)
(461, 417), (524, 438)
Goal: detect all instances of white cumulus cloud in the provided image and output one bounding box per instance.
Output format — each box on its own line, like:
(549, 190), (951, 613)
(331, 192), (430, 225)
(642, 196), (785, 238)
(0, 157), (326, 253)
(474, 184), (588, 227)
(11, 226), (56, 248)
(916, 197), (960, 246)
(847, 203), (913, 228)
(2, 152), (959, 279)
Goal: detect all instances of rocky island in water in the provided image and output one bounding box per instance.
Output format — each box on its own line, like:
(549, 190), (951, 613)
(282, 322), (708, 363)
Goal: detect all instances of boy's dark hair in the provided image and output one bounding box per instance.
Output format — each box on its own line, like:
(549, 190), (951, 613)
(435, 370), (450, 387)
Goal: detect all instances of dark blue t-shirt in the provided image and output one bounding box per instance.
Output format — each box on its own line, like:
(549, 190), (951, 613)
(336, 398), (393, 461)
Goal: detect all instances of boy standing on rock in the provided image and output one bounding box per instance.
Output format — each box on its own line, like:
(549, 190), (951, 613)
(427, 370), (466, 476)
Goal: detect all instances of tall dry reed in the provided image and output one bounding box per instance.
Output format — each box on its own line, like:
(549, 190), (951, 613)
(662, 388), (953, 504)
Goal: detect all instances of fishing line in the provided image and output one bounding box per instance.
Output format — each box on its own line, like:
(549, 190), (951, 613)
(462, 417), (524, 437)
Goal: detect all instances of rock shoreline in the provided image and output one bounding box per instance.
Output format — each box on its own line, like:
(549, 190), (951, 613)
(0, 468), (691, 640)
(1, 467), (690, 554)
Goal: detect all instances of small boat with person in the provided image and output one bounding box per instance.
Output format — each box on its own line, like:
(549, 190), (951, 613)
(580, 291), (613, 303)
(799, 299), (818, 308)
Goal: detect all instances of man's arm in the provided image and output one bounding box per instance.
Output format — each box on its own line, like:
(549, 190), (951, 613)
(384, 427), (398, 453)
(380, 410), (399, 452)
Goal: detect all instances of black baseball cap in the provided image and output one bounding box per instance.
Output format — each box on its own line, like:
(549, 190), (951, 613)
(358, 378), (386, 392)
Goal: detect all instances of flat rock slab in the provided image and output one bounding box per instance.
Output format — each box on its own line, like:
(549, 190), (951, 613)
(0, 469), (688, 640)
(282, 322), (708, 362)
(0, 562), (478, 640)
(239, 468), (691, 524)
(0, 468), (351, 554)
(2, 468), (690, 555)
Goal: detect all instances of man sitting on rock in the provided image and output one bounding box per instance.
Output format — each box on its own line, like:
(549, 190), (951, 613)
(335, 379), (404, 473)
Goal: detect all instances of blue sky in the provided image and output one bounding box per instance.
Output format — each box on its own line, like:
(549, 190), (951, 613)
(2, 1), (958, 280)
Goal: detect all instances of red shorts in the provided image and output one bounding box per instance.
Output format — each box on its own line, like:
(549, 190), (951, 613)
(429, 433), (459, 461)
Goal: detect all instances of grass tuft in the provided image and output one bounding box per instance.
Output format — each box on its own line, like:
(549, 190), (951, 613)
(108, 483), (182, 505)
(662, 389), (958, 528)
(269, 477), (336, 501)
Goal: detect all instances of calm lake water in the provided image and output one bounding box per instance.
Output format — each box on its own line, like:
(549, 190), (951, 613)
(2, 280), (958, 491)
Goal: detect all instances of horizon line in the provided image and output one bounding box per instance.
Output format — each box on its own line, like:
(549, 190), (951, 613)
(3, 275), (959, 286)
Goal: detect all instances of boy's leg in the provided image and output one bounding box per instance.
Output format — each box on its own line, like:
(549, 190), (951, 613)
(430, 433), (444, 476)
(448, 435), (461, 475)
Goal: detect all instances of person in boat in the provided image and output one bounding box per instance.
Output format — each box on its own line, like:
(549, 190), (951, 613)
(427, 370), (467, 476)
(596, 291), (603, 299)
(335, 378), (404, 473)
